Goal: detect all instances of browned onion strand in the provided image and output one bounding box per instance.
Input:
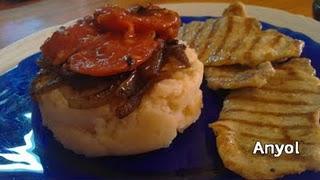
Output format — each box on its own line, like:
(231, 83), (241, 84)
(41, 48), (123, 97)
(114, 42), (164, 118)
(30, 71), (63, 99)
(31, 39), (190, 118)
(115, 91), (144, 119)
(164, 39), (190, 68)
(60, 84), (118, 109)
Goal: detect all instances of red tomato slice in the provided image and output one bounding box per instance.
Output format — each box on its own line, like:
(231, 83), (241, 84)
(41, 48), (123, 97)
(41, 16), (98, 65)
(94, 5), (180, 40)
(68, 32), (160, 76)
(40, 5), (180, 77)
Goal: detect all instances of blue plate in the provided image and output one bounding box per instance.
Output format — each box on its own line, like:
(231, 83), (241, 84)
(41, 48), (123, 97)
(0, 16), (320, 179)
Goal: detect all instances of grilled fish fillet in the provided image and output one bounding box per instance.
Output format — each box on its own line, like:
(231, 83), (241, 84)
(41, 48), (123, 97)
(178, 2), (304, 89)
(210, 58), (320, 179)
(205, 61), (275, 90)
(179, 2), (304, 67)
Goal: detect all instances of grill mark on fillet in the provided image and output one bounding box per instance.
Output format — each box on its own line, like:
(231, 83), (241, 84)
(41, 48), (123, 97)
(219, 119), (312, 129)
(213, 16), (234, 60)
(227, 18), (254, 57)
(227, 95), (312, 105)
(189, 23), (206, 48)
(198, 21), (218, 59)
(262, 87), (320, 95)
(223, 109), (312, 117)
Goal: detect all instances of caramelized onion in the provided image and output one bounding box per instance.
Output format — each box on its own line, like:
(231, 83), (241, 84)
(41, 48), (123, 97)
(32, 39), (190, 118)
(30, 71), (63, 99)
(114, 41), (164, 118)
(59, 81), (118, 109)
(32, 40), (190, 118)
(164, 39), (190, 68)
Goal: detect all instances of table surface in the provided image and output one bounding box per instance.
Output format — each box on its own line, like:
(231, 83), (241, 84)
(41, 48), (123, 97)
(0, 0), (314, 49)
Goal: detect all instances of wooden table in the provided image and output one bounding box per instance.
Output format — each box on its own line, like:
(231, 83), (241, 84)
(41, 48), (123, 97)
(0, 0), (313, 49)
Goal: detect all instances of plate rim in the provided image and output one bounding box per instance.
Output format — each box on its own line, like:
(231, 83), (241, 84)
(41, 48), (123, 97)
(0, 2), (319, 74)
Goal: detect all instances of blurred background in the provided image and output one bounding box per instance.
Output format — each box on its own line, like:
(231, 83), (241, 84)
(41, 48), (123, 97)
(0, 0), (316, 49)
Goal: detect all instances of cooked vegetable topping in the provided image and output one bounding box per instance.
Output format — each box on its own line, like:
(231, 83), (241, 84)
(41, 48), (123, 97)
(32, 5), (189, 118)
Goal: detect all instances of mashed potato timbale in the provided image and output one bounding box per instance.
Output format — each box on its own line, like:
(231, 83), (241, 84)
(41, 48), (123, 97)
(38, 46), (204, 156)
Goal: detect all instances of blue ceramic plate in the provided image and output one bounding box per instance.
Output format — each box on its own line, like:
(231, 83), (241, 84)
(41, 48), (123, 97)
(0, 16), (320, 179)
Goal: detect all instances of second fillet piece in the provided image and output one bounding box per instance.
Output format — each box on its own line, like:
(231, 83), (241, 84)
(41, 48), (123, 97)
(210, 58), (320, 179)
